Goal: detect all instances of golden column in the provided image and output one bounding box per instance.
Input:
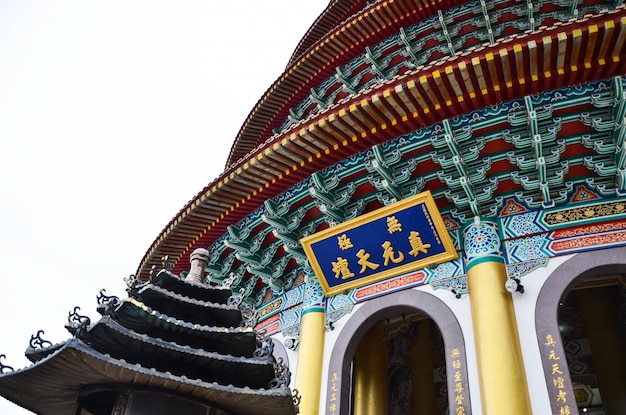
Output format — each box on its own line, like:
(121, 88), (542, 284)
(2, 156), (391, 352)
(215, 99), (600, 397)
(353, 322), (388, 415)
(463, 218), (532, 415)
(294, 274), (326, 415)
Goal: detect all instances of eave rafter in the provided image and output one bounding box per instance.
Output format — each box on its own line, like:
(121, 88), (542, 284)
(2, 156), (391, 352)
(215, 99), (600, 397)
(137, 9), (626, 281)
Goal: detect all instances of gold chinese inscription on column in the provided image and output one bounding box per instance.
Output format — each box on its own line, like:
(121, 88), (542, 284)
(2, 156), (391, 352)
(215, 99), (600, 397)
(450, 347), (467, 415)
(328, 372), (338, 415)
(544, 334), (571, 415)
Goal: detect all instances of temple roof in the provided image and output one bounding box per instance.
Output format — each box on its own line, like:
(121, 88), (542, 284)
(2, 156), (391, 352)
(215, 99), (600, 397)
(226, 0), (472, 166)
(137, 3), (626, 283)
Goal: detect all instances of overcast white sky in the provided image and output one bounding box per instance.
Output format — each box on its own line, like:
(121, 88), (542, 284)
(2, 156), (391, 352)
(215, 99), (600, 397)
(0, 1), (329, 413)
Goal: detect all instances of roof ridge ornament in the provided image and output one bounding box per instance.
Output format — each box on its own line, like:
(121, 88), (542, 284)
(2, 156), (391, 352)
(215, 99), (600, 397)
(269, 357), (291, 389)
(96, 289), (121, 317)
(221, 272), (237, 289)
(65, 306), (91, 340)
(253, 330), (274, 359)
(28, 330), (52, 350)
(161, 255), (173, 272)
(185, 248), (209, 284)
(124, 274), (141, 297)
(0, 355), (13, 374)
(239, 302), (258, 328)
(292, 389), (301, 412)
(227, 287), (246, 308)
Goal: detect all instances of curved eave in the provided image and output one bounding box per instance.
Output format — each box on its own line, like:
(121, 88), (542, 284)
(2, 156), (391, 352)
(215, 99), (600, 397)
(227, 0), (468, 166)
(87, 317), (276, 389)
(152, 270), (232, 304)
(25, 341), (66, 364)
(90, 316), (273, 367)
(0, 339), (295, 415)
(136, 284), (242, 328)
(137, 10), (626, 281)
(114, 298), (257, 356)
(287, 0), (369, 67)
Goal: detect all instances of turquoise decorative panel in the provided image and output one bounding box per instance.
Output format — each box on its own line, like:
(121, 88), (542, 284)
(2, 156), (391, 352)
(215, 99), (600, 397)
(462, 219), (504, 271)
(505, 235), (551, 263)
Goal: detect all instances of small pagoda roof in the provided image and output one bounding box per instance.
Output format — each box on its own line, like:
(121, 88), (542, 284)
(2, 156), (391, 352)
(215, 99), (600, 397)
(87, 317), (276, 389)
(150, 269), (232, 304)
(114, 298), (257, 356)
(0, 266), (295, 414)
(135, 283), (242, 328)
(0, 339), (294, 415)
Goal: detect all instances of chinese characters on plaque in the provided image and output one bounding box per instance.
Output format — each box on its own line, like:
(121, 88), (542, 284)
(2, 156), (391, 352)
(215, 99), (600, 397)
(301, 191), (457, 296)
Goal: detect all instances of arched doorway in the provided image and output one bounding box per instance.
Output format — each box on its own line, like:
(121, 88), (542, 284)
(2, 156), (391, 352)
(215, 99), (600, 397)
(536, 246), (626, 415)
(351, 314), (447, 414)
(326, 289), (471, 415)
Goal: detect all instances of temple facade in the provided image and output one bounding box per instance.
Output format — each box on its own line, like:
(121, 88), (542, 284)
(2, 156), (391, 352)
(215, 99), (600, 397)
(2, 0), (626, 414)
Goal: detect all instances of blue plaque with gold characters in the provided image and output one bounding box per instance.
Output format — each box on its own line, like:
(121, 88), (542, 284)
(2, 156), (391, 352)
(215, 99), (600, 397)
(300, 191), (457, 296)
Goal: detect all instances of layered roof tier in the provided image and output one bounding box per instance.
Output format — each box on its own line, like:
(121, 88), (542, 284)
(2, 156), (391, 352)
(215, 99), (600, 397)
(0, 269), (295, 415)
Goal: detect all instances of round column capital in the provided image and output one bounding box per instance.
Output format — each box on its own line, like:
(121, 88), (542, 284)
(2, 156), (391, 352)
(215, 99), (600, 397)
(303, 274), (325, 313)
(462, 218), (504, 271)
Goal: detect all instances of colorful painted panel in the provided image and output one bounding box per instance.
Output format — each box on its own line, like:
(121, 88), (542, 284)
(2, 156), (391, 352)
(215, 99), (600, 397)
(300, 191), (457, 296)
